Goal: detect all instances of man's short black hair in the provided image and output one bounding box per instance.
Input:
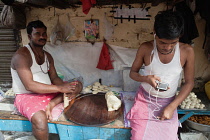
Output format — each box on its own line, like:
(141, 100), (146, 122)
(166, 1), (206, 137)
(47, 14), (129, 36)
(154, 10), (184, 40)
(27, 20), (47, 35)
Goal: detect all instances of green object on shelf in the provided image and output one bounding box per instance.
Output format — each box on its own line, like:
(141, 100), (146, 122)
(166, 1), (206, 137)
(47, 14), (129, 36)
(57, 72), (64, 80)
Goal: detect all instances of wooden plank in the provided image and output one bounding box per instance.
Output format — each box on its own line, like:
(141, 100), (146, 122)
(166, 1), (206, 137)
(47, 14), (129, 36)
(0, 115), (131, 139)
(0, 120), (32, 132)
(56, 124), (131, 140)
(56, 124), (84, 140)
(82, 126), (100, 139)
(0, 110), (129, 129)
(114, 128), (131, 140)
(0, 119), (58, 134)
(99, 127), (115, 140)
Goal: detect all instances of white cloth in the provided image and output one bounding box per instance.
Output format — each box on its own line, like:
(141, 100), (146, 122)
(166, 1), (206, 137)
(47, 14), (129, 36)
(141, 40), (183, 98)
(11, 44), (51, 94)
(44, 42), (137, 87)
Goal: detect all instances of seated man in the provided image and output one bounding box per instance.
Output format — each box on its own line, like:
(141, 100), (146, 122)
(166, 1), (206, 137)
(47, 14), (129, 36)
(11, 20), (82, 140)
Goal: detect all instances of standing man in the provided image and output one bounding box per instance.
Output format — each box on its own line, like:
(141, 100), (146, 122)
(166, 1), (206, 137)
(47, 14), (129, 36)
(127, 11), (194, 140)
(11, 20), (82, 140)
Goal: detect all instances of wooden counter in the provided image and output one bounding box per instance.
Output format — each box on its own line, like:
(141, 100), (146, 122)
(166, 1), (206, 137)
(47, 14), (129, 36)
(0, 109), (131, 140)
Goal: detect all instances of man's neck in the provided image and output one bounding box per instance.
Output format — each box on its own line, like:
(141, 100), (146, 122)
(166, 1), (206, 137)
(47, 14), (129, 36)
(29, 43), (44, 53)
(157, 47), (175, 55)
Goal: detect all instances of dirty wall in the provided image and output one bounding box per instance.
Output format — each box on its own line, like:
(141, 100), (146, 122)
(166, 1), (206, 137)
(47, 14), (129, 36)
(20, 3), (210, 88)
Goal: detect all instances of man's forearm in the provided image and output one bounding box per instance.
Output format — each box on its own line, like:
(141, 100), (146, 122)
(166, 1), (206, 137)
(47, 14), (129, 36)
(130, 71), (148, 83)
(169, 82), (194, 110)
(52, 77), (65, 85)
(49, 93), (64, 107)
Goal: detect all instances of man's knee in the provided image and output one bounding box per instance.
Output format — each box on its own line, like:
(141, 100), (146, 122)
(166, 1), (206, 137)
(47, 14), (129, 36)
(31, 110), (48, 131)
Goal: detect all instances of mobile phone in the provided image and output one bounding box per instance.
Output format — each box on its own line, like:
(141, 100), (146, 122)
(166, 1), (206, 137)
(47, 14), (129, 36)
(156, 82), (169, 91)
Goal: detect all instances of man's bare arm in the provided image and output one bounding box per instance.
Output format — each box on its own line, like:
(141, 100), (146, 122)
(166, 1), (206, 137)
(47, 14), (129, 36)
(45, 52), (64, 85)
(130, 42), (160, 88)
(169, 46), (195, 109)
(12, 49), (75, 94)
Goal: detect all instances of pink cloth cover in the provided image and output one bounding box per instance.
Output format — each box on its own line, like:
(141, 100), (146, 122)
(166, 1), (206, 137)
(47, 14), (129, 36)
(127, 86), (179, 140)
(14, 93), (63, 121)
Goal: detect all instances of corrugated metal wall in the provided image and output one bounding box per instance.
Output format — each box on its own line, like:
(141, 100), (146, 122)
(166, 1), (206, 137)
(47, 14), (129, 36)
(0, 4), (20, 91)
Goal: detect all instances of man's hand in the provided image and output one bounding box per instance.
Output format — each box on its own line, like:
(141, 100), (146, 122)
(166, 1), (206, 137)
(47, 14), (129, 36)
(45, 102), (53, 122)
(64, 81), (80, 100)
(65, 92), (78, 100)
(58, 81), (78, 93)
(159, 105), (175, 120)
(146, 75), (161, 88)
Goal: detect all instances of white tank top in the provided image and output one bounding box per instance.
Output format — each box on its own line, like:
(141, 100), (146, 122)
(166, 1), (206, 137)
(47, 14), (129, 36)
(141, 40), (183, 98)
(11, 44), (51, 94)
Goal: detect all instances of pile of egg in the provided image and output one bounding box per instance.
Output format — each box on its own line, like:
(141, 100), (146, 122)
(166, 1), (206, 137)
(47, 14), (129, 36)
(4, 88), (15, 97)
(82, 82), (110, 94)
(177, 92), (205, 109)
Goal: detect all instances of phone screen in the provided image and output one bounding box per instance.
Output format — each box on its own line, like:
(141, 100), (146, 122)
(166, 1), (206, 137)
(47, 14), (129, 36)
(157, 83), (169, 91)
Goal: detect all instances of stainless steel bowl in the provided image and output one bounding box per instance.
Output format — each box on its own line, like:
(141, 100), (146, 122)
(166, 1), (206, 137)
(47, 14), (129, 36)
(186, 120), (210, 132)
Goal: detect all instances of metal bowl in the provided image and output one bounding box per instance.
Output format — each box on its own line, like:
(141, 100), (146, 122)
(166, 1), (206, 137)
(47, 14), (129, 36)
(186, 120), (210, 132)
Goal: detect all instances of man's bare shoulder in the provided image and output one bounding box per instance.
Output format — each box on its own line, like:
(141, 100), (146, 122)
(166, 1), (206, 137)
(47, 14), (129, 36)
(14, 47), (30, 57)
(138, 41), (153, 51)
(12, 47), (31, 63)
(179, 42), (194, 54)
(11, 47), (31, 68)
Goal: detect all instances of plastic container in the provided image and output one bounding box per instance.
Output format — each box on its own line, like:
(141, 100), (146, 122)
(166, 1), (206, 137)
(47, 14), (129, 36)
(57, 72), (64, 80)
(180, 133), (208, 140)
(186, 120), (210, 132)
(205, 81), (210, 100)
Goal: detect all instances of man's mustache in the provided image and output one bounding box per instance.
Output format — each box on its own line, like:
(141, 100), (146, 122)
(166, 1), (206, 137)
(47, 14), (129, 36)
(39, 39), (46, 42)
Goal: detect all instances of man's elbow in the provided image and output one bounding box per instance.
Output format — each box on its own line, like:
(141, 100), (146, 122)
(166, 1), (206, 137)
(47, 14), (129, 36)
(25, 86), (31, 91)
(129, 71), (136, 81)
(24, 84), (33, 92)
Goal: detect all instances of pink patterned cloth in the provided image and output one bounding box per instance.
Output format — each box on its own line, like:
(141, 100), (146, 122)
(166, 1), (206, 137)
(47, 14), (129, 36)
(14, 93), (61, 121)
(127, 86), (179, 140)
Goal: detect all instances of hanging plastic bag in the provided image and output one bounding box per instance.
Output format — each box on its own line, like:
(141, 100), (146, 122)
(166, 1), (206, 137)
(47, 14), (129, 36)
(103, 13), (114, 41)
(63, 14), (76, 41)
(0, 5), (26, 29)
(50, 16), (64, 45)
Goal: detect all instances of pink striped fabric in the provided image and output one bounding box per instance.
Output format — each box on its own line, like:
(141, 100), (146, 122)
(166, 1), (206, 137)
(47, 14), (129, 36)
(127, 86), (179, 140)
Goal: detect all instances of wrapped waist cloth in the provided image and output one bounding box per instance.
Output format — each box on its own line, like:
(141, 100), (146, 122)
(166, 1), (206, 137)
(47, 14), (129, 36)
(14, 93), (63, 121)
(126, 86), (179, 140)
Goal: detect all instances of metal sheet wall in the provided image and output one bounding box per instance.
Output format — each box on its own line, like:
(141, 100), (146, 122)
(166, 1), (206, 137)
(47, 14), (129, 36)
(0, 4), (19, 91)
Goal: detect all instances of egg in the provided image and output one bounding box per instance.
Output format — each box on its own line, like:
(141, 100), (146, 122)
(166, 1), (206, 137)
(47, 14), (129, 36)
(178, 92), (205, 110)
